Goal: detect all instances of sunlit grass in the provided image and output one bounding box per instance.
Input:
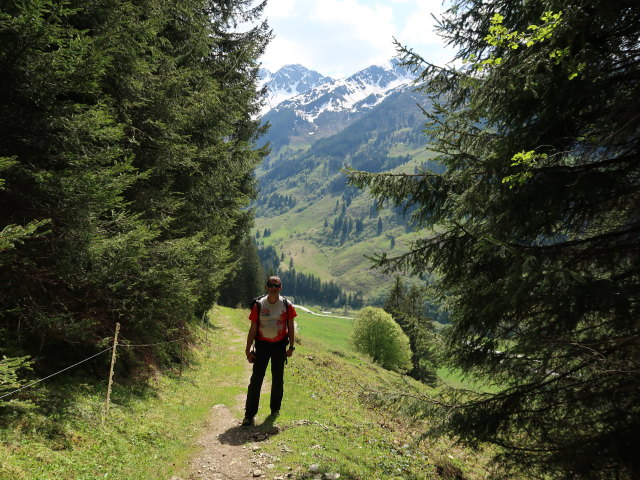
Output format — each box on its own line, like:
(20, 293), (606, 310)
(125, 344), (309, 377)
(1, 306), (501, 480)
(295, 310), (354, 353)
(259, 318), (497, 480)
(0, 306), (247, 480)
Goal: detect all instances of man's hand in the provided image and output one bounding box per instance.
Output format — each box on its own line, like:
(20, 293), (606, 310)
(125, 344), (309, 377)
(286, 346), (295, 358)
(246, 350), (256, 363)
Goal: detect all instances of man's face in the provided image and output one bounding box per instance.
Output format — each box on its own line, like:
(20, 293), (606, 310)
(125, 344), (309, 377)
(266, 279), (282, 291)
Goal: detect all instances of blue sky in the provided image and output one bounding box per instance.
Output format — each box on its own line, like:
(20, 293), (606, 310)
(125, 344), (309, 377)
(259, 0), (456, 78)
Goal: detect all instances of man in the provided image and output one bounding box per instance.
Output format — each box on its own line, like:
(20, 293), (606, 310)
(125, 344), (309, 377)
(242, 275), (297, 426)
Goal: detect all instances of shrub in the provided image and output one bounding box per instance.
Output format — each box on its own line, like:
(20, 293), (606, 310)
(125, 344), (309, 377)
(0, 354), (34, 409)
(350, 307), (411, 372)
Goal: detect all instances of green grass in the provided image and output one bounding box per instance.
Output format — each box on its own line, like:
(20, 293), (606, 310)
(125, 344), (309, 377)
(0, 307), (248, 480)
(1, 307), (501, 480)
(298, 309), (498, 394)
(259, 314), (497, 480)
(296, 310), (355, 353)
(436, 367), (502, 393)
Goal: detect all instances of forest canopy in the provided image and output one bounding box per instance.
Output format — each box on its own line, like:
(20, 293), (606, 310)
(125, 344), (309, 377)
(0, 0), (270, 378)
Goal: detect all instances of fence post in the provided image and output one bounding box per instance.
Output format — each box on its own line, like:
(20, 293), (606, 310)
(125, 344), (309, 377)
(103, 322), (120, 425)
(202, 310), (208, 343)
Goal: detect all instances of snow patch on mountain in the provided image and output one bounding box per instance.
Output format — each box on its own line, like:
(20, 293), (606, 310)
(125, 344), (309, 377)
(268, 60), (416, 123)
(260, 64), (334, 114)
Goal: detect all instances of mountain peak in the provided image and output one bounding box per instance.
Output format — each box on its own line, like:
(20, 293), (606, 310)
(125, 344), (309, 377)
(260, 65), (334, 113)
(263, 59), (416, 125)
(342, 60), (414, 94)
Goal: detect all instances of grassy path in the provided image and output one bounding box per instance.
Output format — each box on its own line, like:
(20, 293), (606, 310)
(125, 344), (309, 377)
(179, 307), (284, 480)
(1, 306), (497, 480)
(182, 307), (493, 480)
(0, 306), (252, 480)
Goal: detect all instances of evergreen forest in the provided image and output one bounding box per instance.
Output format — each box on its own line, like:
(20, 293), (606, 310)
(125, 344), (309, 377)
(0, 0), (269, 376)
(257, 245), (363, 308)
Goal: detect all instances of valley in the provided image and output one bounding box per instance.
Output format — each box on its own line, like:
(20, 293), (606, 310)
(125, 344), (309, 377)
(255, 60), (441, 304)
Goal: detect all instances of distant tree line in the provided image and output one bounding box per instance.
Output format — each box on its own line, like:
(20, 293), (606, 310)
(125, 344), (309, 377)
(318, 197), (423, 246)
(255, 192), (296, 216)
(279, 269), (364, 309)
(0, 0), (270, 384)
(257, 246), (363, 308)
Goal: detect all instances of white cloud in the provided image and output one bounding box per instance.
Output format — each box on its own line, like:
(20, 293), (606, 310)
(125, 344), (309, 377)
(311, 0), (396, 46)
(261, 35), (312, 72)
(309, 0), (399, 73)
(258, 0), (455, 76)
(266, 0), (299, 18)
(400, 4), (446, 46)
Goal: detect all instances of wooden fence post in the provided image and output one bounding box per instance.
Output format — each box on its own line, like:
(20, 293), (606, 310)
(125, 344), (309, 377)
(103, 322), (120, 425)
(202, 310), (208, 342)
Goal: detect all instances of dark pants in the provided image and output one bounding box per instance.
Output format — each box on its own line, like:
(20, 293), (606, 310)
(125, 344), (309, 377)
(245, 339), (288, 418)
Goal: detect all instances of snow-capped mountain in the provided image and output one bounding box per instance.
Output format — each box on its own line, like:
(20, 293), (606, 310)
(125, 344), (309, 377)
(259, 64), (333, 114)
(254, 61), (434, 300)
(261, 60), (418, 148)
(273, 60), (415, 122)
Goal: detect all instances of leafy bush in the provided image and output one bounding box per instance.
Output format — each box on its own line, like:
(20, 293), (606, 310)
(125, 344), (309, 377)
(350, 307), (411, 372)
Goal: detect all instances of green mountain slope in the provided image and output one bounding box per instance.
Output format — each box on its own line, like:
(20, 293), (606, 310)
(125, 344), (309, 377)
(255, 88), (441, 304)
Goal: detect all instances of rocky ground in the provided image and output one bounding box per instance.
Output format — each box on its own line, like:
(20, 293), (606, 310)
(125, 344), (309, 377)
(170, 395), (340, 480)
(171, 401), (284, 480)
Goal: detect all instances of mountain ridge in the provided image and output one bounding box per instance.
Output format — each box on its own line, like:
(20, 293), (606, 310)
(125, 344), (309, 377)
(259, 64), (334, 114)
(260, 59), (415, 117)
(261, 60), (419, 150)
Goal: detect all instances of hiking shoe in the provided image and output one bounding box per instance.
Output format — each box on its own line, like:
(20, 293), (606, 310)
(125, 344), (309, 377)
(241, 417), (255, 426)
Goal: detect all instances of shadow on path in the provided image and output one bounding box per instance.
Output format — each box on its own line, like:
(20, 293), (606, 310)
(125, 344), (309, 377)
(218, 416), (282, 446)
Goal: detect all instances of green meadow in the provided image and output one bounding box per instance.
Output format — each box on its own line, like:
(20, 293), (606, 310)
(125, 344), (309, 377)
(0, 306), (499, 480)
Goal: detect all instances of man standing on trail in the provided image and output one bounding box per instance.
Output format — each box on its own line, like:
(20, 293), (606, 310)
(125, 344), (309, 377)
(242, 275), (297, 426)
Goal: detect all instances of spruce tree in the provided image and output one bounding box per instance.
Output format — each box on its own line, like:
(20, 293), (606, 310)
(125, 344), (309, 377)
(0, 0), (143, 367)
(348, 1), (640, 478)
(0, 0), (270, 374)
(383, 276), (437, 384)
(219, 235), (264, 307)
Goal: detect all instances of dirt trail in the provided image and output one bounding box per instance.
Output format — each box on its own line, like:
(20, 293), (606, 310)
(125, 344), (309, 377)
(179, 393), (285, 480)
(178, 401), (257, 480)
(173, 354), (283, 480)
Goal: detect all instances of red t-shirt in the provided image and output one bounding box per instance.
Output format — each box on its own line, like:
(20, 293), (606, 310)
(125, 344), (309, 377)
(249, 296), (297, 342)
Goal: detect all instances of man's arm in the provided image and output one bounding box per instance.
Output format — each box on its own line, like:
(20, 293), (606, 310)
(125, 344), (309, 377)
(286, 314), (295, 357)
(246, 322), (258, 362)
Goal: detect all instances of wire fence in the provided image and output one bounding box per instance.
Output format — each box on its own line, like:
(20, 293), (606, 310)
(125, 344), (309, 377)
(0, 326), (205, 402)
(0, 347), (114, 401)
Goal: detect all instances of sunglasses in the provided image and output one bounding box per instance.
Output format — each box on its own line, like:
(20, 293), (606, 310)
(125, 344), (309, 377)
(267, 283), (281, 288)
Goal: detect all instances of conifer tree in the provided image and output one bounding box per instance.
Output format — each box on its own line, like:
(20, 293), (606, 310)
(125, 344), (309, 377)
(384, 276), (437, 384)
(0, 0), (270, 373)
(219, 235), (264, 307)
(0, 0), (144, 367)
(348, 1), (640, 478)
